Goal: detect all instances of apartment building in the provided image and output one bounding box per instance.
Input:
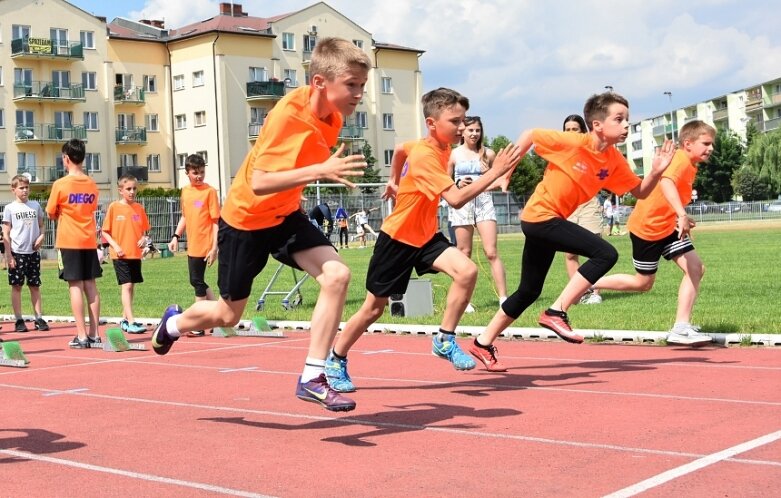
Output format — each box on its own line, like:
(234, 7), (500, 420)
(621, 76), (781, 175)
(0, 0), (424, 202)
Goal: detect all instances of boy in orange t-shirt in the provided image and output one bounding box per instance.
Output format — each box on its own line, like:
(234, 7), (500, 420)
(469, 92), (676, 370)
(151, 38), (371, 412)
(101, 175), (151, 335)
(167, 154), (220, 337)
(592, 120), (715, 346)
(324, 88), (521, 392)
(45, 139), (102, 349)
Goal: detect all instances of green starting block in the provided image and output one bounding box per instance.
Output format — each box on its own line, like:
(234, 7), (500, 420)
(102, 328), (147, 352)
(1, 341), (29, 368)
(213, 316), (283, 338)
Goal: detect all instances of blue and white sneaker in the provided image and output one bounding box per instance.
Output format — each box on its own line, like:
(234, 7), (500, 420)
(432, 334), (476, 370)
(151, 305), (182, 355)
(325, 353), (356, 393)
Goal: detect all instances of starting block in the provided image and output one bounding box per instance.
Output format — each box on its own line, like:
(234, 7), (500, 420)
(213, 316), (283, 338)
(1, 341), (29, 368)
(102, 328), (147, 352)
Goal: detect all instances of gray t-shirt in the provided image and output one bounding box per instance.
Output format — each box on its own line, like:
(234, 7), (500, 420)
(2, 200), (44, 254)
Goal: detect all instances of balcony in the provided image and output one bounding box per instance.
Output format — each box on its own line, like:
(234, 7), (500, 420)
(248, 122), (262, 140)
(13, 81), (86, 102)
(713, 108), (728, 121)
(246, 81), (285, 101)
(339, 125), (365, 141)
(14, 124), (87, 144)
(116, 166), (149, 183)
(16, 165), (66, 184)
(115, 127), (147, 145)
(762, 117), (781, 132)
(114, 85), (145, 105)
(11, 37), (83, 60)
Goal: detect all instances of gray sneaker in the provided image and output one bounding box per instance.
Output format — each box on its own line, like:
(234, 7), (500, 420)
(667, 323), (712, 346)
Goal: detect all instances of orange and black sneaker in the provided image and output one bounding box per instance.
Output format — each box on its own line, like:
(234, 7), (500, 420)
(468, 340), (507, 372)
(538, 309), (583, 344)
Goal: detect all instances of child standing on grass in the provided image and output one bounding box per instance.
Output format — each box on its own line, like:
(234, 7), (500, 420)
(101, 175), (151, 335)
(324, 88), (521, 393)
(167, 154), (220, 337)
(151, 37), (371, 412)
(591, 120), (715, 345)
(468, 92), (675, 371)
(45, 139), (102, 349)
(3, 174), (49, 333)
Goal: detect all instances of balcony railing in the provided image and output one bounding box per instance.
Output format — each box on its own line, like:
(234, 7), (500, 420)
(116, 166), (149, 182)
(762, 117), (781, 132)
(248, 122), (262, 139)
(713, 108), (729, 120)
(14, 124), (87, 143)
(11, 37), (83, 60)
(114, 85), (145, 105)
(115, 127), (147, 145)
(13, 81), (85, 102)
(246, 81), (285, 100)
(339, 125), (365, 140)
(16, 165), (66, 184)
(652, 124), (676, 137)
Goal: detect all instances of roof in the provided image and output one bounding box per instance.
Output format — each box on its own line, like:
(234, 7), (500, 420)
(373, 42), (424, 54)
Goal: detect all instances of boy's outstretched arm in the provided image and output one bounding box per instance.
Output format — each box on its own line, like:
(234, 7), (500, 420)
(251, 143), (367, 195)
(382, 142), (408, 201)
(441, 143), (522, 209)
(631, 139), (675, 199)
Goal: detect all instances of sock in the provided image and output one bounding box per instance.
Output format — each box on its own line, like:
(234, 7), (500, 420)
(474, 337), (492, 349)
(499, 296), (508, 305)
(165, 315), (181, 338)
(437, 328), (455, 342)
(301, 357), (326, 382)
(331, 348), (347, 360)
(546, 308), (566, 317)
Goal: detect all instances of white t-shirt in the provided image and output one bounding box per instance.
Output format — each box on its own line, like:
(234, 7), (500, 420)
(603, 199), (614, 218)
(2, 200), (44, 254)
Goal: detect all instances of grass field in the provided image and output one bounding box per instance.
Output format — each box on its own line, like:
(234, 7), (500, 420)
(2, 221), (779, 334)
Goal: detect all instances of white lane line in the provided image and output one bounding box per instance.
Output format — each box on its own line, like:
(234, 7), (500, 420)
(1, 382), (779, 468)
(0, 449), (275, 498)
(604, 429), (781, 497)
(42, 387), (89, 397)
(219, 367), (259, 373)
(362, 349), (394, 355)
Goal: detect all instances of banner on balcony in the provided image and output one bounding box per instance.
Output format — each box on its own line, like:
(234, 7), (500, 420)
(28, 38), (52, 54)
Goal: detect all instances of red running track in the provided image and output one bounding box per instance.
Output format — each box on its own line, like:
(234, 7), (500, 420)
(1, 323), (780, 497)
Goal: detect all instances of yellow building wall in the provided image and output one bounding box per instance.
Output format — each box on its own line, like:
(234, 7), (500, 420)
(375, 51), (420, 71)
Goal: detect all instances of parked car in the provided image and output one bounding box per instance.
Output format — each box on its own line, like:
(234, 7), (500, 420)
(765, 200), (781, 212)
(614, 205), (634, 220)
(686, 200), (719, 215)
(720, 202), (750, 213)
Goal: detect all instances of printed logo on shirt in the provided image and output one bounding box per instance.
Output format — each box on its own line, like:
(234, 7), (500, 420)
(596, 168), (609, 180)
(401, 161), (409, 177)
(132, 214), (141, 222)
(14, 211), (38, 220)
(572, 161), (588, 174)
(194, 200), (204, 208)
(116, 215), (126, 221)
(68, 193), (97, 204)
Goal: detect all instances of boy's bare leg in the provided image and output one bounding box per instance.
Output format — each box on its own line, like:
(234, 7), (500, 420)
(672, 251), (705, 324)
(478, 308), (516, 345)
(11, 285), (23, 318)
(550, 272), (593, 312)
(594, 272), (656, 293)
(432, 246), (478, 330)
(68, 281), (88, 339)
(120, 282), (135, 322)
(333, 293), (389, 356)
(564, 253), (580, 279)
(29, 285), (43, 317)
(476, 220), (507, 299)
(83, 279), (100, 338)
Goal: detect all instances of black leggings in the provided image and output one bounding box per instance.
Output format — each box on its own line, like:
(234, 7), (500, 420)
(339, 227), (349, 246)
(502, 218), (618, 319)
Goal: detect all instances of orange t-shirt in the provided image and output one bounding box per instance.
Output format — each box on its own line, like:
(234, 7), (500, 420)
(181, 184), (220, 257)
(521, 130), (640, 223)
(628, 149), (697, 241)
(102, 201), (150, 259)
(381, 139), (453, 247)
(45, 174), (99, 249)
(221, 86), (342, 230)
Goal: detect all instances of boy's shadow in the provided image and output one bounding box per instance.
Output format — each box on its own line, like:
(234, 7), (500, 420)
(201, 403), (520, 447)
(0, 429), (85, 464)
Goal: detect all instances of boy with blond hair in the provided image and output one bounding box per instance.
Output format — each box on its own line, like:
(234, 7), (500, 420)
(3, 175), (48, 333)
(101, 175), (151, 334)
(324, 88), (521, 392)
(46, 139), (102, 348)
(151, 37), (371, 411)
(591, 120), (715, 345)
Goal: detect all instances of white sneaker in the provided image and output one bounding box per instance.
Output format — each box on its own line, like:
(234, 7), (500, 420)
(582, 292), (602, 305)
(667, 323), (712, 345)
(465, 303), (476, 313)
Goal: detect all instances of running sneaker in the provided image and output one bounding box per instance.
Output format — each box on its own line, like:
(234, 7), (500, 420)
(151, 304), (183, 355)
(120, 319), (130, 332)
(468, 340), (507, 372)
(432, 335), (476, 370)
(581, 292), (603, 305)
(15, 318), (28, 332)
(69, 336), (90, 349)
(325, 353), (356, 392)
(464, 303), (476, 313)
(34, 317), (50, 331)
(126, 322), (147, 334)
(88, 335), (102, 347)
(295, 373), (356, 412)
(667, 323), (712, 346)
(538, 309), (584, 344)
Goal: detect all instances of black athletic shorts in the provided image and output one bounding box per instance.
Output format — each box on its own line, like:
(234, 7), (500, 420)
(630, 230), (695, 274)
(113, 259), (143, 285)
(58, 248), (103, 282)
(8, 252), (42, 287)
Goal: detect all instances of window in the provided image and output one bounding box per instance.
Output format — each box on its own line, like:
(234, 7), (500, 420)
(147, 154), (161, 172)
(381, 77), (393, 93)
(117, 113), (135, 130)
(250, 107), (266, 124)
(353, 39), (363, 49)
(80, 30), (95, 49)
(382, 113), (394, 130)
(192, 70), (205, 87)
(303, 34), (317, 52)
(0, 109), (4, 128)
(283, 69), (297, 87)
(282, 32), (294, 50)
(118, 154), (137, 167)
(145, 113), (159, 132)
(52, 70), (70, 89)
(85, 153), (101, 173)
(14, 68), (32, 94)
(0, 66), (3, 86)
(175, 114), (186, 129)
(50, 28), (68, 54)
(248, 67), (267, 82)
(384, 149), (393, 166)
(18, 152), (36, 177)
(83, 112), (98, 130)
(0, 153), (5, 173)
(177, 153), (188, 169)
(631, 140), (642, 150)
(356, 111), (368, 128)
(82, 71), (97, 90)
(143, 75), (156, 93)
(173, 74), (184, 91)
(196, 150), (208, 164)
(194, 111), (206, 126)
(54, 111), (73, 138)
(12, 25), (30, 41)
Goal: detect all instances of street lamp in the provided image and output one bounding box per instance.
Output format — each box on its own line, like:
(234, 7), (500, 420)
(664, 91), (676, 142)
(605, 85), (613, 92)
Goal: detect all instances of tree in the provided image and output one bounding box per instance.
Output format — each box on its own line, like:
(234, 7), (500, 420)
(732, 167), (770, 201)
(487, 134), (545, 201)
(353, 142), (382, 193)
(693, 128), (744, 202)
(745, 127), (781, 198)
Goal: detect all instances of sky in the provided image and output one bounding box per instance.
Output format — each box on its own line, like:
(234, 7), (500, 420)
(70, 0), (781, 140)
